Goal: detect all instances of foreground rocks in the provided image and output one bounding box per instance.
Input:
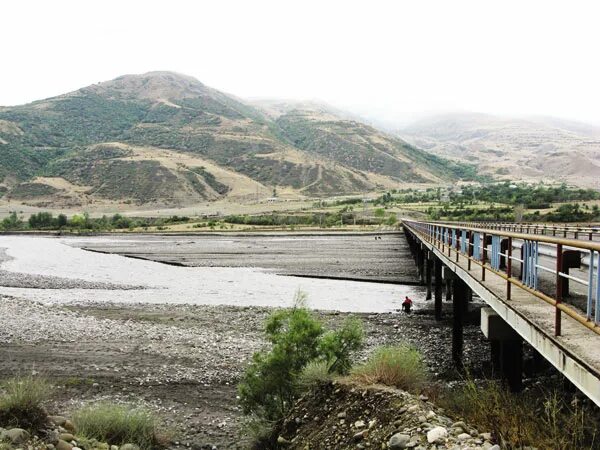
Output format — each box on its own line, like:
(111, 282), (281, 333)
(275, 381), (497, 450)
(0, 294), (491, 449)
(0, 414), (142, 450)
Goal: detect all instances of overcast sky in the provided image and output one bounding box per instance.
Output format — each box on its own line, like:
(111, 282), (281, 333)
(2, 0), (599, 125)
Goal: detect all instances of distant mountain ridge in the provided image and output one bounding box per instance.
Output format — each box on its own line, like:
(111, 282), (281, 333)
(399, 112), (600, 188)
(0, 72), (475, 209)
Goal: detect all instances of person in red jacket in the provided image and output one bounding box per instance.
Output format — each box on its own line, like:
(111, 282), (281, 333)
(402, 296), (413, 313)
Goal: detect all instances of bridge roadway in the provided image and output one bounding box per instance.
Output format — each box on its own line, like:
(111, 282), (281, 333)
(403, 220), (600, 407)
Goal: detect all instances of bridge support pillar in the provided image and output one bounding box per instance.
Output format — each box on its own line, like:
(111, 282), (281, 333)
(416, 245), (425, 284)
(443, 267), (453, 301)
(452, 277), (469, 367)
(481, 307), (523, 392)
(425, 252), (433, 300)
(434, 258), (443, 320)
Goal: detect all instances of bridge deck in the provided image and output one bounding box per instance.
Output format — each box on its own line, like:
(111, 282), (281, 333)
(419, 236), (600, 405)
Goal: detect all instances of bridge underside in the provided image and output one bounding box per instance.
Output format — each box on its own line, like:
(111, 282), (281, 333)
(405, 227), (600, 407)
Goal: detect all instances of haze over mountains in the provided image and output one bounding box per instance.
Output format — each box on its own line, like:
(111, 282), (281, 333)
(398, 113), (600, 189)
(0, 71), (474, 209)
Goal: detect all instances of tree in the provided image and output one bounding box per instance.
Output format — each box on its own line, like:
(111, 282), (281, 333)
(57, 214), (68, 229)
(386, 213), (398, 226)
(514, 204), (526, 223)
(28, 212), (55, 229)
(1, 212), (24, 230)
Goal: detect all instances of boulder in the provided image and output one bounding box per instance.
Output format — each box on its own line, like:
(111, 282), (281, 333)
(59, 433), (75, 442)
(121, 445), (141, 450)
(388, 432), (411, 449)
(426, 426), (448, 444)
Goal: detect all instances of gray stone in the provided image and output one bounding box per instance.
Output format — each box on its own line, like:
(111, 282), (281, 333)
(354, 420), (366, 429)
(45, 430), (60, 444)
(388, 433), (410, 449)
(426, 426), (448, 444)
(489, 446), (501, 450)
(353, 430), (367, 441)
(49, 416), (67, 427)
(121, 445), (141, 450)
(451, 420), (467, 429)
(457, 432), (471, 440)
(1, 428), (30, 444)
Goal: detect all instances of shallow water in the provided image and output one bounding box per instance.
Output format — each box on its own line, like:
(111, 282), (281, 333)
(0, 235), (424, 313)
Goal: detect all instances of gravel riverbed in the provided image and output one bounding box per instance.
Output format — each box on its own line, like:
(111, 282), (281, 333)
(0, 233), (490, 449)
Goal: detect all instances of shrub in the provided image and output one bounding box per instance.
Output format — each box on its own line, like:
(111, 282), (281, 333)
(0, 376), (52, 430)
(73, 403), (161, 450)
(350, 345), (426, 392)
(319, 317), (364, 375)
(238, 292), (364, 421)
(438, 379), (597, 450)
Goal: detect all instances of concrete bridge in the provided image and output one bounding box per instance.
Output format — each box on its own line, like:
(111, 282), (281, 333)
(403, 220), (600, 407)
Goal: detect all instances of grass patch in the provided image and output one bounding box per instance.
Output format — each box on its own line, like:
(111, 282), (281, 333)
(298, 361), (333, 391)
(439, 378), (598, 450)
(350, 345), (427, 392)
(0, 376), (51, 430)
(73, 403), (163, 450)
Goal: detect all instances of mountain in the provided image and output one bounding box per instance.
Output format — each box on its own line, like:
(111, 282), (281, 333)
(399, 112), (600, 188)
(0, 72), (475, 209)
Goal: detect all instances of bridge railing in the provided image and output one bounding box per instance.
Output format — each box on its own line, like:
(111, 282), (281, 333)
(443, 221), (600, 241)
(403, 220), (600, 337)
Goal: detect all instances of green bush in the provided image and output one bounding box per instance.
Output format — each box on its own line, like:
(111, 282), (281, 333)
(0, 376), (52, 430)
(351, 345), (426, 392)
(238, 293), (364, 421)
(73, 403), (161, 450)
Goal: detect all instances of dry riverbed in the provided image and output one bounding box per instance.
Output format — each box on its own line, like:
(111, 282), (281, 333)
(0, 233), (489, 449)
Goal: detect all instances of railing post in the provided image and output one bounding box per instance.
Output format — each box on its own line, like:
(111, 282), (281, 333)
(482, 233), (487, 281)
(507, 236), (512, 300)
(455, 228), (460, 262)
(467, 231), (473, 271)
(587, 250), (594, 321)
(556, 243), (563, 336)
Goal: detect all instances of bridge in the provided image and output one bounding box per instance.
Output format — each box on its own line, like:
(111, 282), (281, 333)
(402, 220), (600, 407)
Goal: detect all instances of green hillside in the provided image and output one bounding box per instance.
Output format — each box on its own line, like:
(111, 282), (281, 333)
(0, 71), (479, 207)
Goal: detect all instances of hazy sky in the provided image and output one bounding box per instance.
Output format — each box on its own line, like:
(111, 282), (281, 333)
(2, 0), (599, 125)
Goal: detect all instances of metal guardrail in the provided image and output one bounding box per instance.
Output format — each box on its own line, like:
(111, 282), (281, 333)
(447, 221), (600, 240)
(403, 220), (600, 337)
